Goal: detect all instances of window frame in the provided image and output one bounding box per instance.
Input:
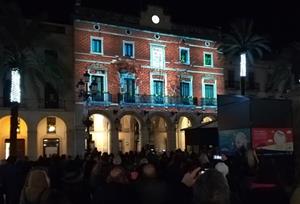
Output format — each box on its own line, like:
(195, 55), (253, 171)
(203, 52), (214, 67)
(179, 47), (190, 65)
(122, 41), (135, 58)
(90, 36), (103, 55)
(150, 43), (166, 69)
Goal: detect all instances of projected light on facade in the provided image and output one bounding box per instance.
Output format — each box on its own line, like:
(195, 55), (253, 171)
(240, 53), (246, 77)
(10, 68), (21, 103)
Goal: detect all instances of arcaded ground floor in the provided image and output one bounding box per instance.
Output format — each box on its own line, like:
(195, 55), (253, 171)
(0, 105), (216, 159)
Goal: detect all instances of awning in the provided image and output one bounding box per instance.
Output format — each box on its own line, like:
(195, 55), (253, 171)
(182, 120), (219, 146)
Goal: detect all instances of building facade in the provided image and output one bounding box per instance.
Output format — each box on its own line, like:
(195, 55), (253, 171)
(0, 22), (74, 160)
(74, 6), (225, 155)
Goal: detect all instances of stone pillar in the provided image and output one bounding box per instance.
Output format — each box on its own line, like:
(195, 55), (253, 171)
(66, 129), (74, 156)
(110, 125), (119, 155)
(167, 126), (176, 151)
(74, 126), (85, 157)
(141, 125), (150, 148)
(27, 128), (37, 160)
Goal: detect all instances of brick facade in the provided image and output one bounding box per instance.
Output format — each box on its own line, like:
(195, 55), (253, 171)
(74, 14), (225, 154)
(74, 20), (224, 104)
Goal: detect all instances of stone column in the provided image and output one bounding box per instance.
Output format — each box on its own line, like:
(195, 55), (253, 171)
(27, 128), (37, 160)
(110, 124), (119, 155)
(141, 125), (150, 148)
(167, 125), (176, 151)
(74, 126), (85, 157)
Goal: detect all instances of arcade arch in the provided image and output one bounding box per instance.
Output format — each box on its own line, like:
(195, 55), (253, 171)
(176, 116), (192, 150)
(0, 115), (28, 159)
(37, 116), (67, 157)
(118, 114), (142, 153)
(90, 113), (111, 153)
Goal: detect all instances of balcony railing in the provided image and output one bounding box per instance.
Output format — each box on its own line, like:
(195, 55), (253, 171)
(117, 93), (196, 107)
(0, 97), (67, 109)
(89, 92), (112, 104)
(201, 98), (217, 107)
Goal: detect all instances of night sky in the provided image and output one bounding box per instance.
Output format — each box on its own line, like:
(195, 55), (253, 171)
(14, 0), (300, 49)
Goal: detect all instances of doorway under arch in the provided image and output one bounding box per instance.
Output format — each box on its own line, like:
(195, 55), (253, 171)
(118, 115), (141, 153)
(0, 115), (28, 159)
(37, 116), (67, 157)
(176, 116), (192, 150)
(90, 114), (111, 153)
(149, 116), (167, 152)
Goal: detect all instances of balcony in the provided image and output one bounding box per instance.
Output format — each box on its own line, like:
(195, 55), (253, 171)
(201, 98), (217, 107)
(89, 92), (113, 105)
(117, 93), (196, 107)
(0, 97), (67, 110)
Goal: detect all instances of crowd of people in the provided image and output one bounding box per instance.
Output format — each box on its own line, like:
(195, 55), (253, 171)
(0, 146), (296, 204)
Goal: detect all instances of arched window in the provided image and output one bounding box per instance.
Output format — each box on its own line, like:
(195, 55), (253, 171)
(45, 83), (59, 108)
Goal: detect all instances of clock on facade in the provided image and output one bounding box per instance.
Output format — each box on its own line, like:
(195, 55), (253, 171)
(151, 15), (160, 24)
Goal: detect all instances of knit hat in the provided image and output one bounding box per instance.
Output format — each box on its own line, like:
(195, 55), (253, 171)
(215, 162), (229, 177)
(112, 155), (122, 165)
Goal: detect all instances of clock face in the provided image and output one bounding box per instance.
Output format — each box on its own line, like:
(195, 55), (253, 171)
(152, 15), (160, 24)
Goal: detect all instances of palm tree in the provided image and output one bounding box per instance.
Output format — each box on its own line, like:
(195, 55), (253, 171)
(0, 2), (71, 157)
(218, 20), (271, 95)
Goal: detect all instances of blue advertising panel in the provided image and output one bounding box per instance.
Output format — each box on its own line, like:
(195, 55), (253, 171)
(219, 128), (251, 155)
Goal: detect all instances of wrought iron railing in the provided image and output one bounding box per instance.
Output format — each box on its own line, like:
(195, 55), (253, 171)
(201, 98), (217, 106)
(118, 94), (196, 107)
(89, 92), (112, 103)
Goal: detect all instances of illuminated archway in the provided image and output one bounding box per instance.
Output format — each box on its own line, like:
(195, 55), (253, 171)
(202, 116), (214, 123)
(90, 114), (111, 153)
(0, 115), (28, 159)
(149, 116), (167, 152)
(176, 116), (192, 150)
(118, 115), (141, 153)
(37, 116), (67, 157)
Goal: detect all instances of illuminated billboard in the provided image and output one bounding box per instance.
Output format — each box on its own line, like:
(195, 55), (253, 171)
(252, 128), (293, 152)
(219, 128), (251, 155)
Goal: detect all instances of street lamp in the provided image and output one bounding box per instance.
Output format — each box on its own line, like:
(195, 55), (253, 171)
(10, 68), (21, 157)
(76, 70), (98, 154)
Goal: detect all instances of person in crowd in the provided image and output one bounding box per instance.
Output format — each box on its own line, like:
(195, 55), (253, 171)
(290, 183), (300, 204)
(135, 163), (169, 204)
(215, 162), (229, 178)
(19, 168), (51, 204)
(92, 166), (134, 204)
(61, 160), (90, 204)
(193, 169), (231, 204)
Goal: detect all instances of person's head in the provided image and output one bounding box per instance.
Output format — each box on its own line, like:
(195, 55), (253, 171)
(106, 166), (128, 184)
(274, 130), (286, 145)
(142, 163), (157, 179)
(26, 168), (50, 189)
(235, 132), (247, 149)
(193, 169), (230, 204)
(215, 162), (229, 177)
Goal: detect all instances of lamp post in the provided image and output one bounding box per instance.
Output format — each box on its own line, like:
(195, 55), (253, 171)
(10, 68), (21, 157)
(76, 70), (98, 154)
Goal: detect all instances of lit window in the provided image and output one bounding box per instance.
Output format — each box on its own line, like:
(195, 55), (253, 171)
(90, 37), (103, 54)
(47, 117), (56, 134)
(180, 82), (190, 97)
(179, 48), (190, 64)
(150, 44), (165, 68)
(123, 41), (134, 58)
(204, 52), (213, 67)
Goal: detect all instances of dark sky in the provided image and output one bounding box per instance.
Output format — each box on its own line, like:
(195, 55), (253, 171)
(16, 0), (300, 48)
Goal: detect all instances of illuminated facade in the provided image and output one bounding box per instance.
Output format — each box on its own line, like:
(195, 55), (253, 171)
(0, 22), (74, 159)
(74, 6), (225, 154)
